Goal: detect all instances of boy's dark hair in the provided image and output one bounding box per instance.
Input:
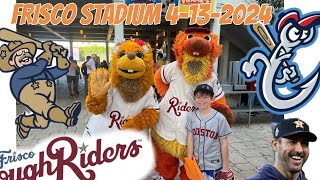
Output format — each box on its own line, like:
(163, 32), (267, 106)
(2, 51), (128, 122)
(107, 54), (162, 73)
(194, 91), (214, 97)
(194, 84), (214, 97)
(86, 56), (91, 61)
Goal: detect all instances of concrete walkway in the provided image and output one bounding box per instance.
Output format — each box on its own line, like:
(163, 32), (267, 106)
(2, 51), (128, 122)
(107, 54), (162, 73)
(16, 76), (273, 179)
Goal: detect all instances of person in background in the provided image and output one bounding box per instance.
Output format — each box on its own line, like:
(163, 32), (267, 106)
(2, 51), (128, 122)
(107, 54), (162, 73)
(248, 80), (259, 107)
(81, 55), (90, 96)
(153, 51), (166, 100)
(100, 60), (109, 70)
(86, 54), (97, 78)
(75, 60), (81, 92)
(66, 56), (79, 97)
(246, 118), (317, 180)
(240, 80), (259, 116)
(95, 55), (101, 69)
(153, 58), (159, 73)
(153, 50), (166, 73)
(156, 51), (166, 69)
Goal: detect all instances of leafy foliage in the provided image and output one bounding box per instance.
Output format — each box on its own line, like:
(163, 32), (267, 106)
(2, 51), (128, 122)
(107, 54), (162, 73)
(257, 0), (283, 12)
(76, 45), (114, 62)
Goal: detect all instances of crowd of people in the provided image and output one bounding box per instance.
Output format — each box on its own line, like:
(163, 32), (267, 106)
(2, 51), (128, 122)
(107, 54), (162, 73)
(65, 50), (167, 99)
(65, 54), (110, 97)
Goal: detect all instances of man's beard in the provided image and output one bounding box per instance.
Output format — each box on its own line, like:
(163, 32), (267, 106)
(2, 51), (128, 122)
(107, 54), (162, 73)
(278, 145), (307, 174)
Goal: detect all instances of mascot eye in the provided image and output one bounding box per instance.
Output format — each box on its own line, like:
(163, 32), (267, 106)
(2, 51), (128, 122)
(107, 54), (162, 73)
(187, 34), (194, 39)
(118, 51), (126, 58)
(301, 30), (309, 40)
(204, 35), (211, 41)
(136, 51), (144, 58)
(288, 26), (300, 42)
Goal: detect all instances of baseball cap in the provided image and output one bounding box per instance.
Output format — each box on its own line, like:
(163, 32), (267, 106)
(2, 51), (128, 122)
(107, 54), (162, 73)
(274, 118), (317, 142)
(194, 84), (214, 97)
(278, 11), (320, 30)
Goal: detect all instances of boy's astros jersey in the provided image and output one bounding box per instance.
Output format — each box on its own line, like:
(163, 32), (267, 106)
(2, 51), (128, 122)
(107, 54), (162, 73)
(186, 109), (232, 170)
(154, 61), (224, 145)
(83, 86), (158, 138)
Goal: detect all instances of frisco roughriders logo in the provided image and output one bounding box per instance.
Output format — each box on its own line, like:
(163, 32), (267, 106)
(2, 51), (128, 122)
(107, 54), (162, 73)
(0, 136), (143, 179)
(238, 9), (320, 114)
(0, 149), (35, 169)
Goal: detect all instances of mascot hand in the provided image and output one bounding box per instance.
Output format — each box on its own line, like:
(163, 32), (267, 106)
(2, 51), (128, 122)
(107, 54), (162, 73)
(122, 116), (140, 130)
(89, 68), (110, 97)
(37, 41), (54, 65)
(42, 41), (53, 52)
(122, 109), (159, 130)
(53, 51), (70, 70)
(51, 43), (68, 58)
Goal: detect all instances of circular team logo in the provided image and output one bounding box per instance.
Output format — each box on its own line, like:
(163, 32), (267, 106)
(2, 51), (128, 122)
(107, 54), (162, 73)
(238, 8), (320, 114)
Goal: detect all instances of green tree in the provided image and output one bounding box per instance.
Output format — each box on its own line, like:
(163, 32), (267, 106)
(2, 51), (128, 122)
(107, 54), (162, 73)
(258, 0), (283, 12)
(77, 45), (107, 62)
(73, 43), (115, 63)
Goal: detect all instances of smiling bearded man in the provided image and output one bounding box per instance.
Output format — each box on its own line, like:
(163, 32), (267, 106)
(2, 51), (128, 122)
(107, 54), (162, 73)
(246, 118), (317, 180)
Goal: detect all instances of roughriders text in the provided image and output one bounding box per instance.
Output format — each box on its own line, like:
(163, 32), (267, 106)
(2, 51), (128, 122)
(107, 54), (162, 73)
(0, 137), (142, 180)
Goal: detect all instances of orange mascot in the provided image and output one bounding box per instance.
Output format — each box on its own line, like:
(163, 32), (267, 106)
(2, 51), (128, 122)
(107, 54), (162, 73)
(152, 27), (234, 179)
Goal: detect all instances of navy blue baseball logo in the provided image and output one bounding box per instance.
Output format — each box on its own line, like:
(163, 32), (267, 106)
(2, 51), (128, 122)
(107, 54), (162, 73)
(0, 28), (81, 139)
(238, 9), (320, 114)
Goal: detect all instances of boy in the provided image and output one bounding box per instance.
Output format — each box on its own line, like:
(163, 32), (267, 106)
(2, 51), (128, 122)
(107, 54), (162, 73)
(186, 84), (233, 180)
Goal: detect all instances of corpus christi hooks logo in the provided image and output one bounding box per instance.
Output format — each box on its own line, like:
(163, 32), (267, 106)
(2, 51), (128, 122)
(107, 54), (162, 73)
(238, 9), (320, 114)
